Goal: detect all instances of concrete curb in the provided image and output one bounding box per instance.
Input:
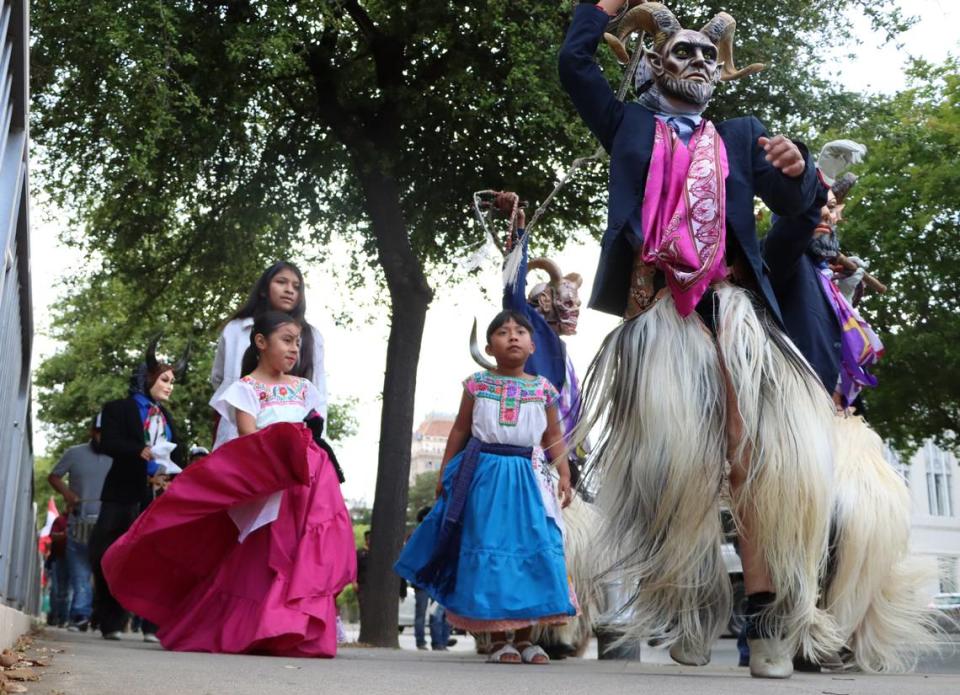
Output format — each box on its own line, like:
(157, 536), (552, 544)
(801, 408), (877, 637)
(0, 603), (33, 650)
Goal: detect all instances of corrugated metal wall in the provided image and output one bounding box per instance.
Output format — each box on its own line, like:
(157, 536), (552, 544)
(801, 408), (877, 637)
(0, 0), (38, 614)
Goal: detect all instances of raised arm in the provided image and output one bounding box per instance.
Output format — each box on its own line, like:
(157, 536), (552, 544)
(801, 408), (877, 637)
(502, 203), (531, 314)
(751, 119), (818, 216)
(558, 2), (626, 152)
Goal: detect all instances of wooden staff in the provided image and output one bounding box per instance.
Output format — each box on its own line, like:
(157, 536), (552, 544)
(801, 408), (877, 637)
(836, 253), (887, 294)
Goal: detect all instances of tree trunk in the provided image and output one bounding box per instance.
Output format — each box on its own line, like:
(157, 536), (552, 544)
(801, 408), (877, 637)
(356, 168), (433, 647)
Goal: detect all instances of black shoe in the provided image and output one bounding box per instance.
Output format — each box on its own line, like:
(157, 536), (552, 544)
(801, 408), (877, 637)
(447, 638), (458, 647)
(792, 654), (821, 673)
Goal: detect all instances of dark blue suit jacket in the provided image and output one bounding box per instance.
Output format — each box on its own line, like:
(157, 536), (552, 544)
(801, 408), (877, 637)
(558, 5), (819, 324)
(502, 229), (568, 393)
(762, 181), (842, 392)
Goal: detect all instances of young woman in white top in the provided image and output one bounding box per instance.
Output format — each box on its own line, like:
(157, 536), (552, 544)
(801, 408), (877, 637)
(211, 261), (327, 448)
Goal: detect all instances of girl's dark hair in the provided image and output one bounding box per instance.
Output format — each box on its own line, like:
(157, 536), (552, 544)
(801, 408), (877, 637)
(240, 311), (301, 377)
(230, 261), (316, 381)
(486, 310), (534, 343)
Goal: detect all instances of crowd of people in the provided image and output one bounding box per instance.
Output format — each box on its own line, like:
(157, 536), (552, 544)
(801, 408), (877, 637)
(41, 0), (931, 680)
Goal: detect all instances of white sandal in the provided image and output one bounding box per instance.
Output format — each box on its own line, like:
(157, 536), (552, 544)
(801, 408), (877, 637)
(486, 642), (521, 664)
(519, 643), (550, 664)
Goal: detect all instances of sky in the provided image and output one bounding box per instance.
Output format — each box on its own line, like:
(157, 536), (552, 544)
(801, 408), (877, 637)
(29, 1), (960, 504)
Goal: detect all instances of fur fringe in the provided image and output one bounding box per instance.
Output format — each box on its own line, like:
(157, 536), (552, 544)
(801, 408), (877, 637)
(826, 414), (939, 671)
(713, 285), (843, 661)
(573, 294), (730, 653)
(530, 494), (602, 655)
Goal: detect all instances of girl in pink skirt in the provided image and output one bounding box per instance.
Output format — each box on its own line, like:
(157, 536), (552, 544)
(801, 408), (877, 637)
(103, 311), (355, 657)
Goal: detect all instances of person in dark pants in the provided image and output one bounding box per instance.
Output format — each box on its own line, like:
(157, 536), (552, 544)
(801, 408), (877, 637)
(354, 530), (371, 615)
(48, 415), (113, 632)
(46, 513), (71, 627)
(89, 339), (187, 641)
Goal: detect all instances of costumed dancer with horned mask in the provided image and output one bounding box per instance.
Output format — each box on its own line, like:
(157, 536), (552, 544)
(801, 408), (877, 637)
(559, 1), (842, 678)
(89, 337), (188, 641)
(103, 312), (355, 657)
(763, 143), (935, 672)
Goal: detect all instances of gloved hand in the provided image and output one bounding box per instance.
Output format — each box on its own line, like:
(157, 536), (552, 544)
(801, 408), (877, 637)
(303, 410), (346, 483)
(835, 256), (867, 302)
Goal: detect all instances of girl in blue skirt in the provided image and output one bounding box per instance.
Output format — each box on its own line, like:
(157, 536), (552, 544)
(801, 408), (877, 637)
(395, 310), (576, 664)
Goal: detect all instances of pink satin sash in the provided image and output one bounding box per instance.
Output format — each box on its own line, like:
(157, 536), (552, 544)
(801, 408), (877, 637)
(641, 118), (730, 316)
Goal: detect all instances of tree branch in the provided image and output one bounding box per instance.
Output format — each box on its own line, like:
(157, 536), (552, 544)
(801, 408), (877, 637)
(340, 0), (379, 42)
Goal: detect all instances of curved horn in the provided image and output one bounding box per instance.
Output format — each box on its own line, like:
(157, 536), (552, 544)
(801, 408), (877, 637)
(565, 272), (584, 290)
(145, 333), (161, 372)
(173, 339), (192, 382)
(528, 257), (562, 287)
(604, 2), (681, 64)
(700, 12), (764, 82)
(469, 319), (496, 371)
(618, 2), (681, 51)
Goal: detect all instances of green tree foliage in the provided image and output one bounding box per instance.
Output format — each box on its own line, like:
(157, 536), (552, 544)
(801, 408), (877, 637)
(33, 454), (57, 523)
(326, 397), (359, 442)
(833, 59), (960, 453)
(30, 0), (907, 645)
(406, 471), (440, 526)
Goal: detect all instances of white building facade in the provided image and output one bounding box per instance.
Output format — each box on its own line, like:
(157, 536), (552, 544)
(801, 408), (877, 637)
(886, 440), (960, 597)
(409, 413), (455, 484)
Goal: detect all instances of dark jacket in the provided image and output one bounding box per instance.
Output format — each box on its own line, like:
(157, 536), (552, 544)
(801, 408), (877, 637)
(762, 180), (842, 392)
(558, 5), (819, 324)
(99, 397), (183, 507)
(502, 229), (567, 393)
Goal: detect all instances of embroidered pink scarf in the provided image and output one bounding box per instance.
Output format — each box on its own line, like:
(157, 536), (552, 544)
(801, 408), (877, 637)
(640, 118), (729, 316)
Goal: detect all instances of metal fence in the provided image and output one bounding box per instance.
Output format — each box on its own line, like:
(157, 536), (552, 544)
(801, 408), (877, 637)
(0, 0), (38, 615)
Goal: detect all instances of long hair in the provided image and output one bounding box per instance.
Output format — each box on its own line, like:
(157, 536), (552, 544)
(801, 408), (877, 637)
(230, 261), (317, 381)
(240, 311), (300, 378)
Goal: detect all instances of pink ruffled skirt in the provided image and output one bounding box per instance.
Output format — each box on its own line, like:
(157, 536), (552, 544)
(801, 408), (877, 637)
(102, 422), (356, 657)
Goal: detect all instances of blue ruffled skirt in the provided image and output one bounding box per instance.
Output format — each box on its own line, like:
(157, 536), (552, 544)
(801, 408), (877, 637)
(394, 448), (574, 623)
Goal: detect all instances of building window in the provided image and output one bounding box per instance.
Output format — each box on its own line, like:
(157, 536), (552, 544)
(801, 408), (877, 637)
(938, 556), (959, 594)
(925, 442), (955, 517)
(884, 445), (909, 488)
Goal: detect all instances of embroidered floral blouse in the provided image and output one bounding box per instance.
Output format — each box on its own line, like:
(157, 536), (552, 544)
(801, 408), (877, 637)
(464, 371), (560, 447)
(212, 376), (323, 434)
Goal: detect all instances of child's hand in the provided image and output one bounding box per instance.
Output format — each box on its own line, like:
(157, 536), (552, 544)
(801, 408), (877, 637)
(558, 474), (573, 509)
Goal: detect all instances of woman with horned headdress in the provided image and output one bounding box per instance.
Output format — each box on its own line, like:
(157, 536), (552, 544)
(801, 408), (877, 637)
(559, 0), (841, 678)
(88, 336), (188, 641)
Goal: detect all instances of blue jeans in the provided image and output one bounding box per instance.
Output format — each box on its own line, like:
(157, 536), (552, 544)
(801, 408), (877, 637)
(414, 587), (429, 647)
(429, 604), (451, 649)
(66, 535), (94, 621)
(47, 556), (71, 625)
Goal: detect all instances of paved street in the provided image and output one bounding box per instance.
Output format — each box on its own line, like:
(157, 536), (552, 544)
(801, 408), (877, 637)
(29, 626), (960, 695)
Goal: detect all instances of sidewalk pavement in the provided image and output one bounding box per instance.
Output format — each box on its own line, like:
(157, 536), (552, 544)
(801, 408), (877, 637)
(31, 628), (960, 695)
